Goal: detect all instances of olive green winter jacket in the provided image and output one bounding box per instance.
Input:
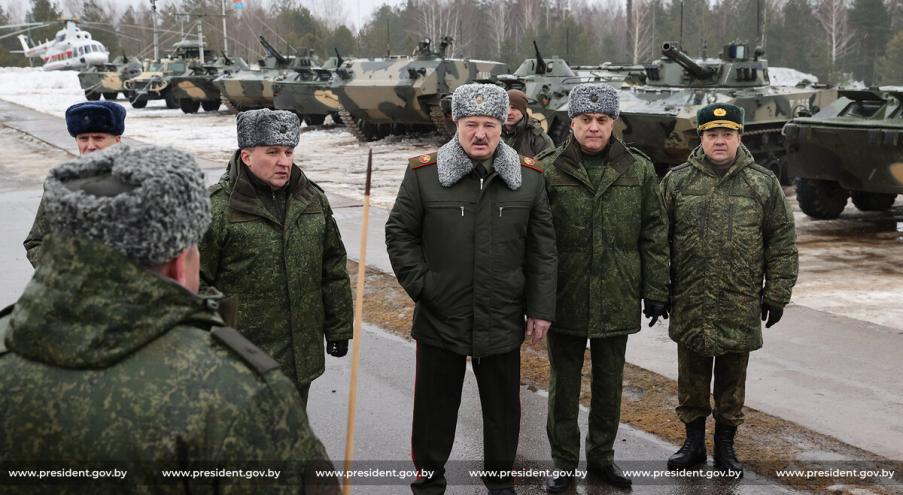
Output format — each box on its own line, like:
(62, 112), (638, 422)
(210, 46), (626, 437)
(0, 234), (337, 494)
(503, 117), (555, 158)
(539, 136), (670, 338)
(200, 152), (353, 387)
(661, 145), (798, 356)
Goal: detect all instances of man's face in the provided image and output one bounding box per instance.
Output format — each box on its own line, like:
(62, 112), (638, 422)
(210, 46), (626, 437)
(241, 145), (294, 189)
(570, 112), (615, 154)
(75, 133), (120, 154)
(701, 128), (742, 167)
(456, 116), (502, 161)
(506, 107), (524, 128)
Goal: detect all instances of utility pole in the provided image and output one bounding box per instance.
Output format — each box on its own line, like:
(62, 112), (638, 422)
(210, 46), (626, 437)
(221, 0), (229, 54)
(150, 0), (159, 61)
(197, 19), (204, 64)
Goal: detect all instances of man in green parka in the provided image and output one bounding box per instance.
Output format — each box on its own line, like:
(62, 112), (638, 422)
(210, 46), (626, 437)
(200, 109), (354, 407)
(540, 83), (670, 492)
(661, 103), (798, 478)
(0, 145), (337, 494)
(503, 89), (554, 158)
(386, 83), (557, 495)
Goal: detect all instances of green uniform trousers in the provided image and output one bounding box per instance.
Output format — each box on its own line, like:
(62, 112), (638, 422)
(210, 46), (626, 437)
(546, 331), (628, 470)
(676, 343), (750, 427)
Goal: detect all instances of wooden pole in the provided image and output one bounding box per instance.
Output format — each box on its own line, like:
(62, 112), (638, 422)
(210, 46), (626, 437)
(342, 148), (372, 495)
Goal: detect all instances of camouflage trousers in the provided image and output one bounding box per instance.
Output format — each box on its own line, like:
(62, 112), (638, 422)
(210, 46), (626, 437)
(546, 331), (628, 470)
(676, 344), (750, 427)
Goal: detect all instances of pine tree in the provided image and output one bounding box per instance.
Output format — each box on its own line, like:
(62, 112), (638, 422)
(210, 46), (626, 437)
(848, 0), (891, 84)
(875, 29), (903, 83)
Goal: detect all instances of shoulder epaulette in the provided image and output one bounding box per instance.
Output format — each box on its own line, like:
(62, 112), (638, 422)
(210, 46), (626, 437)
(520, 155), (544, 173)
(669, 163), (691, 173)
(211, 326), (280, 376)
(409, 152), (437, 169)
(534, 145), (559, 163)
(208, 183), (224, 196)
(627, 145), (653, 163)
(748, 162), (778, 178)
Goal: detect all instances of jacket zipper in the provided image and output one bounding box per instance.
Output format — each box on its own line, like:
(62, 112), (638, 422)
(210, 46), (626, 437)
(499, 206), (504, 217)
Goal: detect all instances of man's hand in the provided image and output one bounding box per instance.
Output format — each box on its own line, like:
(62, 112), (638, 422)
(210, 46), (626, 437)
(761, 303), (783, 328)
(326, 339), (349, 357)
(643, 299), (669, 327)
(526, 318), (551, 345)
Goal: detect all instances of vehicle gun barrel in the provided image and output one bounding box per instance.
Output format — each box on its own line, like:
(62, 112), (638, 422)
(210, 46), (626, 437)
(661, 41), (715, 78)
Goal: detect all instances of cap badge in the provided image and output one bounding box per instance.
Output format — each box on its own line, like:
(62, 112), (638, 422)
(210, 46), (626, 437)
(590, 95), (599, 103)
(474, 94), (485, 105)
(713, 107), (727, 117)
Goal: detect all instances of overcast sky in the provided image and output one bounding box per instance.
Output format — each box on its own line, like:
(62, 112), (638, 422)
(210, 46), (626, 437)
(0, 0), (408, 32)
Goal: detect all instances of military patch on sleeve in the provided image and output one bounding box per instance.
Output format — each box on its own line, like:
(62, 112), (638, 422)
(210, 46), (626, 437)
(409, 152), (437, 169)
(211, 326), (280, 376)
(521, 156), (544, 173)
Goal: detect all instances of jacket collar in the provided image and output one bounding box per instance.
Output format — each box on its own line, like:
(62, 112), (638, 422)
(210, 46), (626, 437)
(437, 135), (522, 190)
(553, 135), (634, 194)
(686, 144), (755, 180)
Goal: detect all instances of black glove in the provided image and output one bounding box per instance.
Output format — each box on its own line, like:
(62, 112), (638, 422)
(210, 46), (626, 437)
(761, 303), (783, 328)
(326, 339), (349, 357)
(643, 299), (669, 327)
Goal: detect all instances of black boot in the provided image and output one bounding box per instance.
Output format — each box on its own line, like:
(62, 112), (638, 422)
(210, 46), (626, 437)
(544, 474), (573, 493)
(667, 417), (707, 470)
(713, 423), (744, 479)
(589, 463), (632, 489)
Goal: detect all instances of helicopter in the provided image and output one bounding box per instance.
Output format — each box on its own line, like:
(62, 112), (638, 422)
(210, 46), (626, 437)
(3, 18), (108, 71)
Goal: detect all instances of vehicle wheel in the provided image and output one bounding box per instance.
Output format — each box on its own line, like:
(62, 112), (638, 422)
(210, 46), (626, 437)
(795, 178), (848, 219)
(102, 92), (118, 101)
(851, 191), (897, 212)
(164, 90), (179, 109)
(201, 100), (221, 112)
(180, 98), (200, 114)
(130, 93), (148, 109)
(304, 114), (326, 126)
(85, 91), (100, 101)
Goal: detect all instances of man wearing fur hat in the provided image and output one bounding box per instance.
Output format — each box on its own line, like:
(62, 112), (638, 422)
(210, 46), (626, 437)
(503, 89), (554, 158)
(23, 100), (127, 266)
(539, 84), (669, 492)
(662, 103), (797, 478)
(199, 109), (353, 408)
(0, 145), (338, 493)
(386, 83), (557, 495)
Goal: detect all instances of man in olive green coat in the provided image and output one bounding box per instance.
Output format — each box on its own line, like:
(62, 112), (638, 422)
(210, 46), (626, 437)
(503, 89), (554, 157)
(386, 83), (557, 495)
(540, 84), (670, 492)
(662, 103), (798, 478)
(200, 109), (353, 407)
(0, 145), (337, 494)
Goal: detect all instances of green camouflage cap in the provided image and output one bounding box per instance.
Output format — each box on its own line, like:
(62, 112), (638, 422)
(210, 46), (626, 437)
(697, 103), (744, 133)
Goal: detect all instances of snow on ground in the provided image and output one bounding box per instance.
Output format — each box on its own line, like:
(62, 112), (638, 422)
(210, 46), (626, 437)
(3, 67), (903, 330)
(0, 67), (436, 209)
(769, 67), (819, 87)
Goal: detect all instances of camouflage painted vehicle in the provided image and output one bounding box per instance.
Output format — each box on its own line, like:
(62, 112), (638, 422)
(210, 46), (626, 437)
(272, 54), (344, 125)
(77, 55), (143, 101)
(168, 53), (249, 114)
(331, 36), (507, 141)
(554, 41), (836, 178)
(783, 87), (903, 219)
(499, 42), (644, 143)
(214, 36), (317, 113)
(122, 40), (213, 109)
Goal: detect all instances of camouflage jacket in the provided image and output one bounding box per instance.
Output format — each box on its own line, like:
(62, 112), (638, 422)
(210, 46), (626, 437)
(385, 145), (557, 358)
(503, 117), (555, 158)
(23, 194), (50, 267)
(661, 145), (798, 356)
(200, 152), (353, 387)
(0, 234), (337, 494)
(539, 137), (669, 338)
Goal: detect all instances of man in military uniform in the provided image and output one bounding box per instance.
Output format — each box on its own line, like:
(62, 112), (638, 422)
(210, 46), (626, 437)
(539, 84), (670, 492)
(24, 100), (127, 266)
(200, 109), (353, 408)
(661, 103), (798, 477)
(386, 83), (557, 495)
(0, 145), (337, 493)
(503, 89), (554, 157)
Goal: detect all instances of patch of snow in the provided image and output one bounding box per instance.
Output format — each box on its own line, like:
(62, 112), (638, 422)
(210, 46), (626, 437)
(769, 67), (819, 87)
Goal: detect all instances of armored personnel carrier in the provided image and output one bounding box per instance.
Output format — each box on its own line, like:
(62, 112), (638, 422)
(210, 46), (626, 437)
(783, 87), (902, 219)
(215, 36), (316, 113)
(169, 53), (248, 113)
(332, 36), (506, 142)
(272, 53), (344, 125)
(122, 40), (213, 109)
(77, 54), (143, 101)
(499, 42), (644, 142)
(577, 41), (837, 178)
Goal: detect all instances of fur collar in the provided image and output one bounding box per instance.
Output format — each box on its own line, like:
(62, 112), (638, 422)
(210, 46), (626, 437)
(437, 135), (522, 190)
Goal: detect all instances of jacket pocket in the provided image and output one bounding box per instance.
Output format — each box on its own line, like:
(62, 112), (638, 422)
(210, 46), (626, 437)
(494, 201), (531, 270)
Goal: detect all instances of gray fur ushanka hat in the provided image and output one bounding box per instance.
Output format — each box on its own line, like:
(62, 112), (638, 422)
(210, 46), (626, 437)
(568, 83), (620, 119)
(43, 144), (211, 267)
(236, 108), (301, 149)
(451, 83), (509, 122)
